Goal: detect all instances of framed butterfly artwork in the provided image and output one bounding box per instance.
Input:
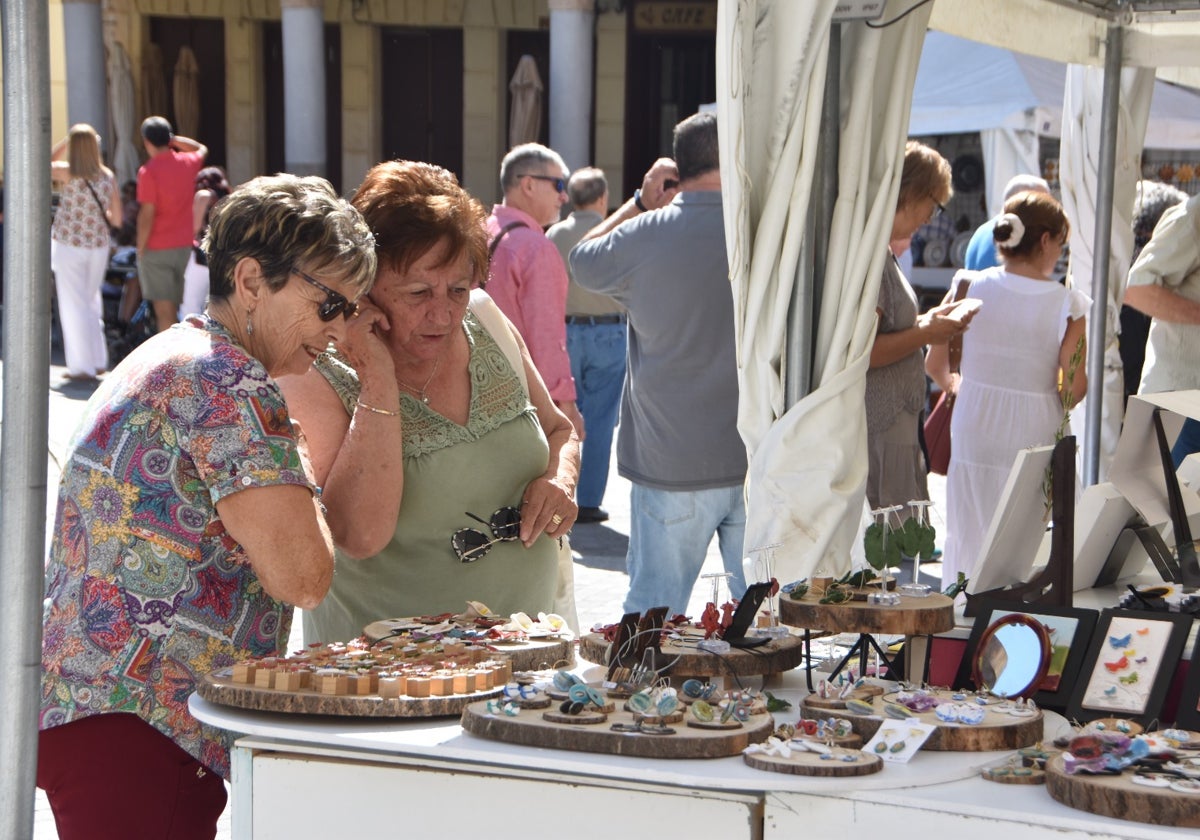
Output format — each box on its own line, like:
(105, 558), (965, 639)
(1066, 608), (1192, 726)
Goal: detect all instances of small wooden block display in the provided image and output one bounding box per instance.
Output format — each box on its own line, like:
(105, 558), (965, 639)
(577, 629), (809, 679)
(803, 690), (1042, 752)
(461, 696), (774, 759)
(743, 747), (882, 777)
(363, 617), (574, 672)
(779, 592), (955, 636)
(1045, 753), (1200, 827)
(198, 671), (501, 718)
(199, 639), (515, 718)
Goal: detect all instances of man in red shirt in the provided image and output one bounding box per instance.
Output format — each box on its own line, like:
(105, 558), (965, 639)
(136, 116), (207, 331)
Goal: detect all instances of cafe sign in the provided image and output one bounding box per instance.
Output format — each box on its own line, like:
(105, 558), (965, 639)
(833, 2), (886, 21)
(632, 2), (718, 32)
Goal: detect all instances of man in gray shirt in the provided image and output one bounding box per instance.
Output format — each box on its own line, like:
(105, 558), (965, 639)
(570, 112), (747, 615)
(548, 168), (624, 524)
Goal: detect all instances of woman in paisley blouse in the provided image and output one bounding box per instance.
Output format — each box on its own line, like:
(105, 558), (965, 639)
(281, 160), (579, 644)
(38, 174), (377, 839)
(50, 124), (121, 381)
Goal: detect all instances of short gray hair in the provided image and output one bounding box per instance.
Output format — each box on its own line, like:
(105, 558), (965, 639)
(500, 143), (568, 192)
(567, 167), (607, 207)
(1003, 174), (1050, 201)
(205, 174), (377, 301)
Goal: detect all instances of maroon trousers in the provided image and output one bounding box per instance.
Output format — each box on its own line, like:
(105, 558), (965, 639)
(38, 713), (226, 840)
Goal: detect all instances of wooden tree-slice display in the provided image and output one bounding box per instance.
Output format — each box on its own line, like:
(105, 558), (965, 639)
(363, 617), (575, 672)
(779, 592), (955, 636)
(981, 765), (1046, 785)
(1045, 753), (1200, 827)
(802, 689), (1042, 752)
(743, 746), (882, 777)
(461, 698), (774, 759)
(577, 630), (809, 680)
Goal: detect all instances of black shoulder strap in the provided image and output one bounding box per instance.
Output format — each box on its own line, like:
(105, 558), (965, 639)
(488, 221), (529, 264)
(83, 178), (113, 230)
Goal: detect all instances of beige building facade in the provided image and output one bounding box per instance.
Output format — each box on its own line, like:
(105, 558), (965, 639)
(17, 1), (718, 205)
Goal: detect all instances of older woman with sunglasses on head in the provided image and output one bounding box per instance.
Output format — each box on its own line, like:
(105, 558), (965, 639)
(281, 160), (580, 645)
(866, 140), (973, 518)
(38, 174), (376, 840)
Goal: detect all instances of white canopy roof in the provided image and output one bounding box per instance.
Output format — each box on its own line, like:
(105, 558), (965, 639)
(911, 30), (1200, 148)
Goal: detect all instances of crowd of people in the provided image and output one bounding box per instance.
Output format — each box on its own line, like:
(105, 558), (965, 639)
(38, 107), (1200, 837)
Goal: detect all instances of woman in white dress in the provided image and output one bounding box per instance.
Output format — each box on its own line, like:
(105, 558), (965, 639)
(927, 190), (1090, 590)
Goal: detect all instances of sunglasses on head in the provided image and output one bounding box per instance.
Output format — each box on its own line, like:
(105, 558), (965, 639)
(520, 173), (567, 194)
(292, 268), (358, 322)
(451, 507), (522, 563)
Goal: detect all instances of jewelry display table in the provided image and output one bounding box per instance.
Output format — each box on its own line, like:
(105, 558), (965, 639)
(191, 672), (1198, 840)
(780, 592), (955, 683)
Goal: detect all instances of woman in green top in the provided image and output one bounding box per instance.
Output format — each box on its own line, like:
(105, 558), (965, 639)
(282, 161), (580, 643)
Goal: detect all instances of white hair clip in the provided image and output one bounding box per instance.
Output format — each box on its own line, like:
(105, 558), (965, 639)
(997, 213), (1025, 248)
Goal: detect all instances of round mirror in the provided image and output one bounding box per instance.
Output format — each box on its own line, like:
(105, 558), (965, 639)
(971, 613), (1052, 699)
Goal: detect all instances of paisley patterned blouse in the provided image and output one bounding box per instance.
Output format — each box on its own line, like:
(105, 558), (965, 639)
(52, 173), (115, 250)
(39, 315), (312, 779)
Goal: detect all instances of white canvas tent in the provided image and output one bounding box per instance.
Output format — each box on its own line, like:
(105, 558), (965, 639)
(910, 30), (1200, 218)
(716, 0), (1200, 589)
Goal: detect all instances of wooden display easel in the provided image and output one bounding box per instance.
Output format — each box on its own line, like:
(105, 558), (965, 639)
(964, 435), (1075, 616)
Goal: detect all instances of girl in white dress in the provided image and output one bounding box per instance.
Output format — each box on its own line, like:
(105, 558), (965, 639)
(926, 191), (1090, 591)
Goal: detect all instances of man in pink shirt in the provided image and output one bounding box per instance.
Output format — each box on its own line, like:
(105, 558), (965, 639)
(486, 143), (583, 436)
(136, 116), (207, 331)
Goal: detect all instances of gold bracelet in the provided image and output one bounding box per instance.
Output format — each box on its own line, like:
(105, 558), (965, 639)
(356, 399), (401, 416)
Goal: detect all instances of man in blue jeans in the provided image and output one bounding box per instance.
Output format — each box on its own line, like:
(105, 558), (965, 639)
(570, 113), (747, 615)
(548, 168), (623, 523)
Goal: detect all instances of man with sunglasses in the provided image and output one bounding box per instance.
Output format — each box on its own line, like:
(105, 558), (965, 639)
(486, 143), (584, 438)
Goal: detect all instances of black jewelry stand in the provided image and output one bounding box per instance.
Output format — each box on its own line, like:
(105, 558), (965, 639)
(1152, 409), (1200, 590)
(964, 435), (1075, 617)
(824, 632), (897, 683)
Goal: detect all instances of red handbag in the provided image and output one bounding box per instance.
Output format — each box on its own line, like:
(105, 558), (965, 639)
(924, 390), (954, 475)
(923, 275), (972, 476)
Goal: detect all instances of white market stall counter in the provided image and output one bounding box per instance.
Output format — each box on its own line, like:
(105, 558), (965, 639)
(191, 687), (1198, 840)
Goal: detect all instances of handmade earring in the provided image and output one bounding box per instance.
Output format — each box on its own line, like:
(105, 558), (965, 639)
(246, 312), (254, 336)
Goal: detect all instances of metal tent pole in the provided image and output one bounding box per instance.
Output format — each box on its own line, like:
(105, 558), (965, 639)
(0, 1), (52, 835)
(1083, 22), (1123, 487)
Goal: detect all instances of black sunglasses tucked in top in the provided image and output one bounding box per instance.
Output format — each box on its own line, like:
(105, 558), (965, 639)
(451, 507), (522, 563)
(292, 268), (358, 322)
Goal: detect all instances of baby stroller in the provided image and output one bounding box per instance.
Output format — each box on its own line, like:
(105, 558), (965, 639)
(102, 247), (156, 366)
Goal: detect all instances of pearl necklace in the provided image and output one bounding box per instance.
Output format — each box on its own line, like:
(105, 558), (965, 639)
(396, 356), (441, 404)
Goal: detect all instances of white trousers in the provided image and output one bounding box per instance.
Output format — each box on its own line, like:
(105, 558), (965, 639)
(180, 250), (209, 321)
(51, 240), (109, 376)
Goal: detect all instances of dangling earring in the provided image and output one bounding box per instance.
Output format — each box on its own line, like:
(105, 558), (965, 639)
(246, 312), (254, 336)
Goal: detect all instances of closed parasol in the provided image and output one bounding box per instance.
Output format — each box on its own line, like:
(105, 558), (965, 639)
(508, 54), (544, 149)
(142, 43), (168, 119)
(172, 46), (200, 138)
(107, 42), (141, 186)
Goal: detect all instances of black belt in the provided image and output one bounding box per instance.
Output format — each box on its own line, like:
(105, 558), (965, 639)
(565, 314), (626, 325)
